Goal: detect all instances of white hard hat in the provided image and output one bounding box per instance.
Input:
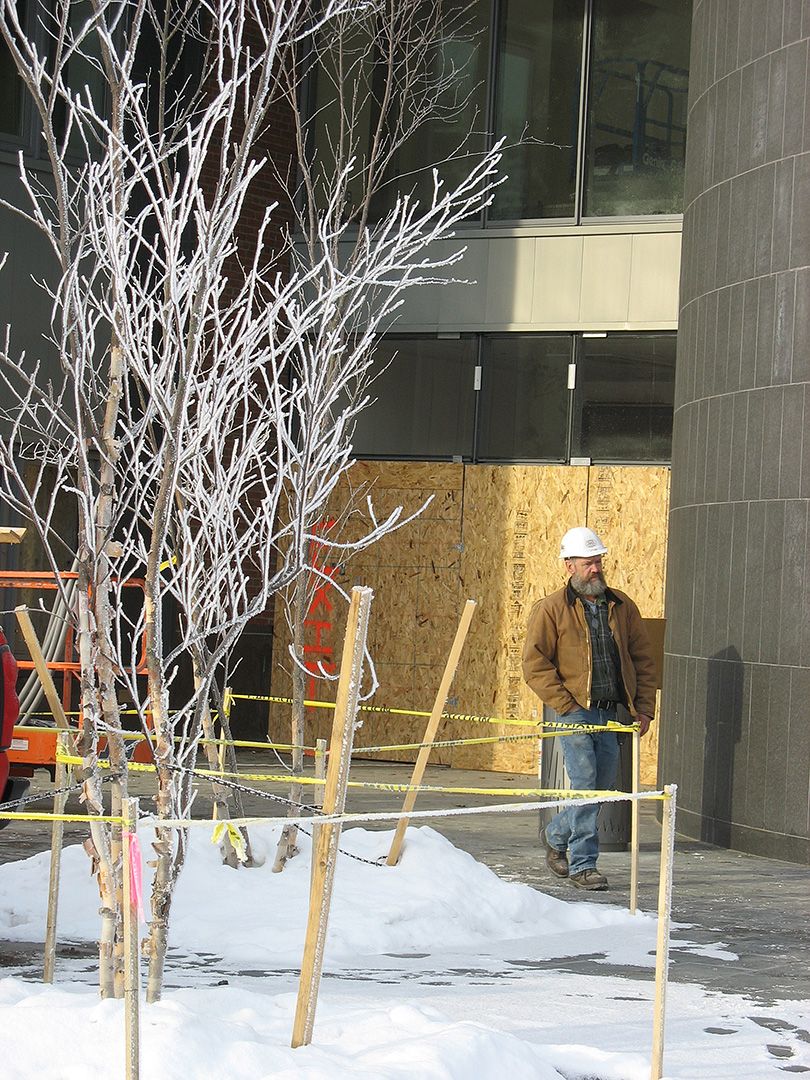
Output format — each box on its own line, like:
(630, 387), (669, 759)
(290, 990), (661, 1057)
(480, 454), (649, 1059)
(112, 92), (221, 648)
(559, 526), (608, 559)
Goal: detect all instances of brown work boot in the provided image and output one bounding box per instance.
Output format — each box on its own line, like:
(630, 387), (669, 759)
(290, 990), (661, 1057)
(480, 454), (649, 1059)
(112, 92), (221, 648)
(569, 868), (608, 891)
(542, 832), (569, 878)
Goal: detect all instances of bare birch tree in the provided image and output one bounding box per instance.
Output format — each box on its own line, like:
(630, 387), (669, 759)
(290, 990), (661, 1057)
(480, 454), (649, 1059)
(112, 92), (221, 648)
(271, 0), (493, 870)
(0, 0), (502, 1000)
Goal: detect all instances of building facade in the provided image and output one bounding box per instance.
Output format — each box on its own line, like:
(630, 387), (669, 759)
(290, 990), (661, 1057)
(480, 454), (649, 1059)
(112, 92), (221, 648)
(4, 2), (808, 861)
(269, 0), (690, 787)
(660, 0), (810, 864)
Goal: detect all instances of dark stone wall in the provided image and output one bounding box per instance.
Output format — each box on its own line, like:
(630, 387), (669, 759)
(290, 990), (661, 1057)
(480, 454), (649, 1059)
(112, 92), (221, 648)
(661, 0), (810, 863)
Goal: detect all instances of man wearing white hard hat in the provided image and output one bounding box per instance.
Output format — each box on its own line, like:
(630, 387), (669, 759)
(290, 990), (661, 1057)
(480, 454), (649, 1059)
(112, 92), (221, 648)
(522, 527), (656, 891)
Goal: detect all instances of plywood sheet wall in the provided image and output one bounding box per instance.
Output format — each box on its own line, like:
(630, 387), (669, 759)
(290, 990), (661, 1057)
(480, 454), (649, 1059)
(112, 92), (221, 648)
(585, 466), (670, 783)
(267, 462), (670, 784)
(267, 463), (465, 764)
(448, 465), (588, 772)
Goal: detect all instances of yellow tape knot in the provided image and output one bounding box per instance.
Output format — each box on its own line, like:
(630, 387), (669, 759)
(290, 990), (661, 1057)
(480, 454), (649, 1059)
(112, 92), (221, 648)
(211, 821), (248, 863)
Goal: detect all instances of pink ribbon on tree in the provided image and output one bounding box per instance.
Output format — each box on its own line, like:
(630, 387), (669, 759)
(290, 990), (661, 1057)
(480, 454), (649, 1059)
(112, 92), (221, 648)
(125, 832), (145, 923)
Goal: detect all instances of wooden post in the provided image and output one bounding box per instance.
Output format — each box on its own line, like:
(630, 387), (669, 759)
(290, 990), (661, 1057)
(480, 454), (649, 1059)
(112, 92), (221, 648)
(212, 691), (229, 822)
(386, 600), (476, 867)
(650, 785), (677, 1080)
(629, 725), (641, 914)
(310, 738), (327, 892)
(15, 606), (73, 738)
(218, 688), (231, 782)
(122, 797), (140, 1080)
(21, 600), (79, 985)
(0, 526), (25, 544)
(313, 738), (327, 809)
(43, 733), (67, 983)
(291, 587), (373, 1049)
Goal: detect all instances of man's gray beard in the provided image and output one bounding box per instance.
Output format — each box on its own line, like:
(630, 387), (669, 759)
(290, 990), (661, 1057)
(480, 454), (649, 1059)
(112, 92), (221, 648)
(572, 572), (607, 597)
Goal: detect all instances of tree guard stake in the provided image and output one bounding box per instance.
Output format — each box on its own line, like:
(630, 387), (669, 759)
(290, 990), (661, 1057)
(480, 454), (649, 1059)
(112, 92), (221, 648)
(291, 586), (373, 1049)
(386, 600), (477, 866)
(122, 797), (141, 1080)
(651, 784), (677, 1080)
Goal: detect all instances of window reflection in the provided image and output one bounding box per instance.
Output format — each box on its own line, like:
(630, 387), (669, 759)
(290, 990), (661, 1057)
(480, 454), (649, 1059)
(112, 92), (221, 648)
(490, 0), (583, 221)
(352, 332), (676, 464)
(477, 335), (570, 460)
(305, 0), (691, 223)
(370, 0), (491, 220)
(584, 0), (690, 216)
(352, 336), (478, 459)
(572, 334), (675, 460)
(0, 0), (26, 141)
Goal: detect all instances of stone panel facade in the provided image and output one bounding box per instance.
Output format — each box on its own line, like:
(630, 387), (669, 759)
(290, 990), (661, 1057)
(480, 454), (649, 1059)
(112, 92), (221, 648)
(661, 0), (810, 862)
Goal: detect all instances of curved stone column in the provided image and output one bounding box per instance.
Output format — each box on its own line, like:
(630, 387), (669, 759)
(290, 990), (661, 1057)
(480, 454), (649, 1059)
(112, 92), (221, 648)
(661, 1), (810, 863)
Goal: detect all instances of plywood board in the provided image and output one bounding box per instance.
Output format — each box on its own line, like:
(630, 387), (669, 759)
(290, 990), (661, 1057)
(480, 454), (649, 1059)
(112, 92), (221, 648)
(450, 465), (589, 772)
(268, 462), (464, 766)
(586, 466), (670, 618)
(266, 461), (670, 784)
(587, 466), (670, 784)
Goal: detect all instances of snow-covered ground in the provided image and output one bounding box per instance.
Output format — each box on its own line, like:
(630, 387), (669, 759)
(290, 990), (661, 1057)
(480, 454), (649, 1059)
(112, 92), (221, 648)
(0, 824), (807, 1078)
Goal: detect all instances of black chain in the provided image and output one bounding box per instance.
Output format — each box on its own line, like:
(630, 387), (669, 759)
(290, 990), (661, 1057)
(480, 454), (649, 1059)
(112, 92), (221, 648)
(1, 758), (386, 868)
(163, 760), (387, 868)
(0, 770), (117, 813)
(161, 759), (324, 816)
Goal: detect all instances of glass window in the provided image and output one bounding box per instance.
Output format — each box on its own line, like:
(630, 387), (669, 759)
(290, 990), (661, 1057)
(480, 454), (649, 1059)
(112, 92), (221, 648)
(304, 0), (691, 224)
(0, 0), (27, 141)
(572, 334), (675, 461)
(490, 0), (584, 221)
(477, 335), (570, 460)
(352, 336), (477, 459)
(305, 13), (377, 221)
(351, 332), (675, 463)
(52, 1), (110, 157)
(371, 0), (491, 220)
(583, 0), (690, 217)
(306, 0), (490, 225)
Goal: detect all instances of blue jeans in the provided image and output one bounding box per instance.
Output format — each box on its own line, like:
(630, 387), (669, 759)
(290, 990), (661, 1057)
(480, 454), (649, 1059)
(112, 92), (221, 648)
(545, 706), (620, 875)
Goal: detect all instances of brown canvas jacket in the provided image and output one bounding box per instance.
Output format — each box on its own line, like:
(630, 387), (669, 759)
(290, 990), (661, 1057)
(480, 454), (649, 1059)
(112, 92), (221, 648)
(522, 581), (657, 718)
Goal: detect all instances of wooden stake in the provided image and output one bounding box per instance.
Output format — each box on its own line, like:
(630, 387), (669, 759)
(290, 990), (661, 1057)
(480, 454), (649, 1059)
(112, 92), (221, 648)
(15, 606), (73, 738)
(650, 785), (677, 1080)
(16, 605), (121, 981)
(19, 603), (79, 984)
(291, 587), (373, 1049)
(0, 526), (25, 544)
(43, 733), (67, 983)
(208, 694), (230, 827)
(629, 726), (641, 914)
(386, 600), (476, 867)
(122, 798), (140, 1080)
(313, 738), (327, 809)
(309, 738), (328, 892)
(217, 688), (231, 790)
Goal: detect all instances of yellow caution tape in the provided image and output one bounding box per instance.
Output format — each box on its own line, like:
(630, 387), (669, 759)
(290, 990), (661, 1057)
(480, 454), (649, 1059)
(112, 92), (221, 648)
(0, 811), (125, 823)
(42, 721), (633, 760)
(55, 752), (637, 800)
(136, 789), (672, 831)
(237, 692), (543, 727)
(211, 821), (248, 862)
(234, 692), (642, 732)
(351, 724), (636, 753)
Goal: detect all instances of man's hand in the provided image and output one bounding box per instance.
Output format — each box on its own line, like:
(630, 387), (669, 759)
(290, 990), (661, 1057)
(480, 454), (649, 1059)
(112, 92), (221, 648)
(636, 713), (653, 737)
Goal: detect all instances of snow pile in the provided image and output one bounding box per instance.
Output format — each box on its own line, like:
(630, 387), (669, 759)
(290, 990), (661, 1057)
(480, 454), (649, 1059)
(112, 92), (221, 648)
(0, 824), (652, 965)
(0, 979), (648, 1080)
(0, 824), (807, 1079)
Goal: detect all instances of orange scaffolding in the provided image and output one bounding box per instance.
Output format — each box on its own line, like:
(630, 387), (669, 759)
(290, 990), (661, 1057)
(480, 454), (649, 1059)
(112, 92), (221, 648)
(1, 570), (149, 775)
